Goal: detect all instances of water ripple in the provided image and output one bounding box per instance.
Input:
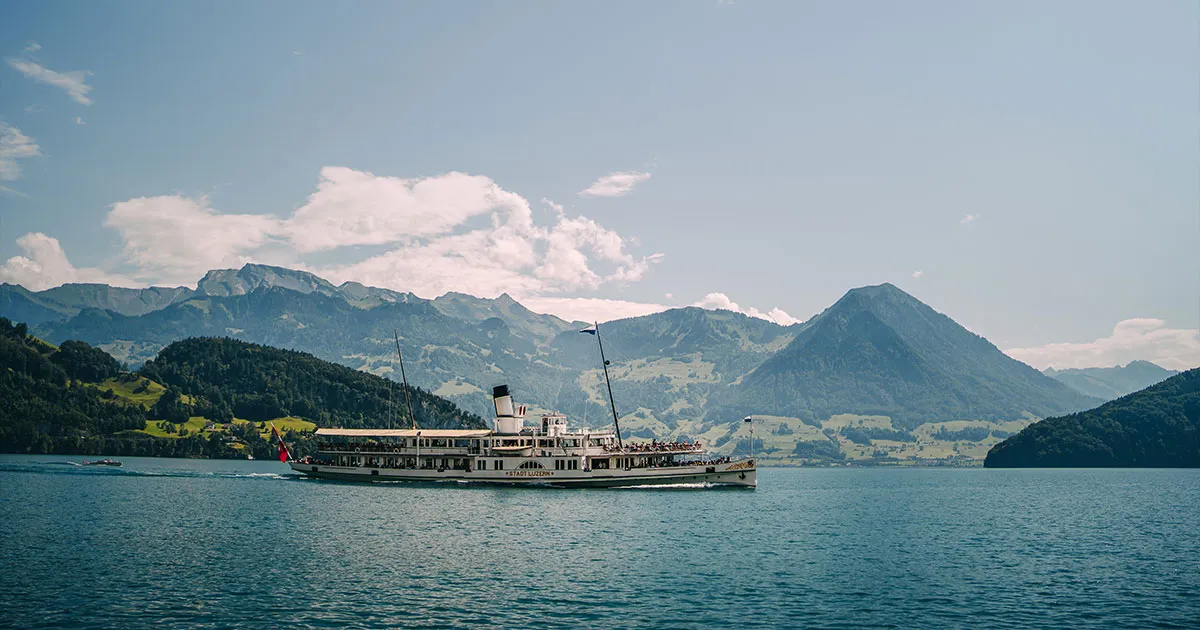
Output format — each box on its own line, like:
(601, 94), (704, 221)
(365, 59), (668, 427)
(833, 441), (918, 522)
(2, 456), (1199, 628)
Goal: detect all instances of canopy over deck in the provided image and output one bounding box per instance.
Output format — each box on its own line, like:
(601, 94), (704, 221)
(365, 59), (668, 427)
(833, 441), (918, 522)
(315, 428), (493, 438)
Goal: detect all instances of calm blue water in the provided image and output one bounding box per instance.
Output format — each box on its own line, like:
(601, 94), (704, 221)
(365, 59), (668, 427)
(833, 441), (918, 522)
(2, 456), (1198, 629)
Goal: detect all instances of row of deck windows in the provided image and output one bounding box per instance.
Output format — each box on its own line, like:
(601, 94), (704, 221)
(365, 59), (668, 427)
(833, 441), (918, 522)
(325, 437), (598, 449)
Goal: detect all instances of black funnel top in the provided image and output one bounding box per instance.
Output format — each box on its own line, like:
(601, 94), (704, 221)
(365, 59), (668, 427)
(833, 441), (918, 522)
(492, 385), (510, 398)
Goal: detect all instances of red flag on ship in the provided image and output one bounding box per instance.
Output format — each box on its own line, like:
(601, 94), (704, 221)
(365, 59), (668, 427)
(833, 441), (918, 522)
(271, 424), (290, 462)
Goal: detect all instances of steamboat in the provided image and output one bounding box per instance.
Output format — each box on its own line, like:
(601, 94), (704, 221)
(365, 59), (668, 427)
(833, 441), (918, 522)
(278, 325), (757, 488)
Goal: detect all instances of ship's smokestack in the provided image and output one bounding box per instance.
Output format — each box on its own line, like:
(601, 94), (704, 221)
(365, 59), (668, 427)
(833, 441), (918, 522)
(493, 385), (514, 417)
(493, 385), (523, 434)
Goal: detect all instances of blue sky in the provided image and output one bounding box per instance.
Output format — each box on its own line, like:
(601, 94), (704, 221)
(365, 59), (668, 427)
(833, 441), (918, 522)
(0, 0), (1197, 369)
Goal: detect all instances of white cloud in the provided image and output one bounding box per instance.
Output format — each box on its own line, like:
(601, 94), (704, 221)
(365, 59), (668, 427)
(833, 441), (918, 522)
(578, 171), (652, 198)
(284, 167), (533, 253)
(0, 233), (135, 290)
(912, 270), (923, 279)
(6, 58), (93, 105)
(23, 104), (44, 113)
(693, 292), (802, 326)
(664, 293), (674, 299)
(1006, 319), (1200, 371)
(104, 195), (287, 286)
(960, 214), (978, 225)
(74, 116), (85, 125)
(0, 167), (657, 298)
(519, 297), (670, 323)
(0, 123), (40, 181)
(24, 42), (41, 54)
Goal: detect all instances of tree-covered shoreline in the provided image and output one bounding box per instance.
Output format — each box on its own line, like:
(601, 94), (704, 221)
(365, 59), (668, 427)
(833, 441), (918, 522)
(986, 368), (1200, 467)
(0, 319), (483, 459)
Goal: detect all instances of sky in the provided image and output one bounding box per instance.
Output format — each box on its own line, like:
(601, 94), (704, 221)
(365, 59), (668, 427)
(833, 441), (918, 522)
(0, 1), (1197, 370)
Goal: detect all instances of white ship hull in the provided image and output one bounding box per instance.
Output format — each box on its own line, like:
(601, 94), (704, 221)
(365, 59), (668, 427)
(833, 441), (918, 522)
(289, 459), (756, 488)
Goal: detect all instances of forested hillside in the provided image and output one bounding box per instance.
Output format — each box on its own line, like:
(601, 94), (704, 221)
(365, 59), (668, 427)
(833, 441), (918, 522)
(140, 337), (486, 430)
(986, 368), (1200, 467)
(0, 318), (484, 458)
(0, 318), (148, 454)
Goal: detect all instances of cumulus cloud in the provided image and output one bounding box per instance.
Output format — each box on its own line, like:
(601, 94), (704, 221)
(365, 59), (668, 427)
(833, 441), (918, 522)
(693, 293), (802, 326)
(960, 214), (978, 225)
(519, 297), (670, 324)
(8, 167), (661, 298)
(105, 195), (287, 286)
(1006, 319), (1200, 371)
(0, 123), (40, 181)
(578, 171), (652, 197)
(75, 117), (85, 125)
(284, 167), (533, 252)
(0, 233), (135, 290)
(6, 57), (93, 105)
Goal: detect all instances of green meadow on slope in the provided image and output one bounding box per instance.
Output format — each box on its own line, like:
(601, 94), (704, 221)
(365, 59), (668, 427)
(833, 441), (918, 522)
(0, 319), (482, 458)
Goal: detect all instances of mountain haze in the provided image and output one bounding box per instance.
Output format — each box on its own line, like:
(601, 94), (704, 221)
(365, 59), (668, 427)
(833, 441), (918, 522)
(2, 266), (1103, 461)
(1044, 361), (1180, 401)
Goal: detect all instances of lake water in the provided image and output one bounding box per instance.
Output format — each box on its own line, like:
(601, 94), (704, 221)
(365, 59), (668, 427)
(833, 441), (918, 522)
(2, 455), (1198, 629)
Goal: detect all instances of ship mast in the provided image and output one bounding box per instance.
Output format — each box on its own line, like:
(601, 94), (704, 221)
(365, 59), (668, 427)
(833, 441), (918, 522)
(394, 329), (417, 430)
(593, 322), (624, 450)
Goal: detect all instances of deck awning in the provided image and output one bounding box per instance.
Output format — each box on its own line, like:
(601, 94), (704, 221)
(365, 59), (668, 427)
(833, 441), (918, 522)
(315, 428), (493, 438)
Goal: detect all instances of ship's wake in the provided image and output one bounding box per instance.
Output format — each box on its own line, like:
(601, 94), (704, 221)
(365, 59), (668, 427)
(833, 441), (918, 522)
(0, 462), (290, 481)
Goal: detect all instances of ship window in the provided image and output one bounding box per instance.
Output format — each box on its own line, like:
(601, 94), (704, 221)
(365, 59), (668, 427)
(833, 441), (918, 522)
(569, 460), (578, 470)
(518, 461), (545, 469)
(479, 460), (487, 470)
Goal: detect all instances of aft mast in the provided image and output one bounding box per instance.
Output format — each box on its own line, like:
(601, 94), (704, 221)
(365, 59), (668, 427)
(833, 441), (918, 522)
(394, 329), (418, 430)
(584, 322), (624, 450)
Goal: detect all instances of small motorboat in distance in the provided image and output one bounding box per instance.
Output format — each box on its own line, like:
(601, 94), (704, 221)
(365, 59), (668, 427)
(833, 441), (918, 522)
(81, 458), (123, 467)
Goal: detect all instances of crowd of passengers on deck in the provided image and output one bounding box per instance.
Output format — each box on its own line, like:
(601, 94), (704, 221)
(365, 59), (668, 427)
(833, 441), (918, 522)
(604, 440), (703, 453)
(315, 441), (474, 453)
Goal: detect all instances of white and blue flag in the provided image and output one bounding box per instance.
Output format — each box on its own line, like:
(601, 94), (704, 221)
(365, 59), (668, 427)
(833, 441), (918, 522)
(579, 325), (597, 335)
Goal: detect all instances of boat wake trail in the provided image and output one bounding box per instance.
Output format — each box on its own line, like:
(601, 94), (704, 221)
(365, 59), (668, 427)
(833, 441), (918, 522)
(0, 462), (290, 481)
(617, 482), (716, 490)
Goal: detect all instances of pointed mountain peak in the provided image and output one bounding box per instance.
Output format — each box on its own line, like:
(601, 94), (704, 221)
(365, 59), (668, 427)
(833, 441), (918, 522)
(839, 282), (915, 303)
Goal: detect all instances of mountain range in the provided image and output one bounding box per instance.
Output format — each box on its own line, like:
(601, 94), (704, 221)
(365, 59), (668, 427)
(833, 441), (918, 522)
(1, 264), (1108, 462)
(1043, 362), (1179, 401)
